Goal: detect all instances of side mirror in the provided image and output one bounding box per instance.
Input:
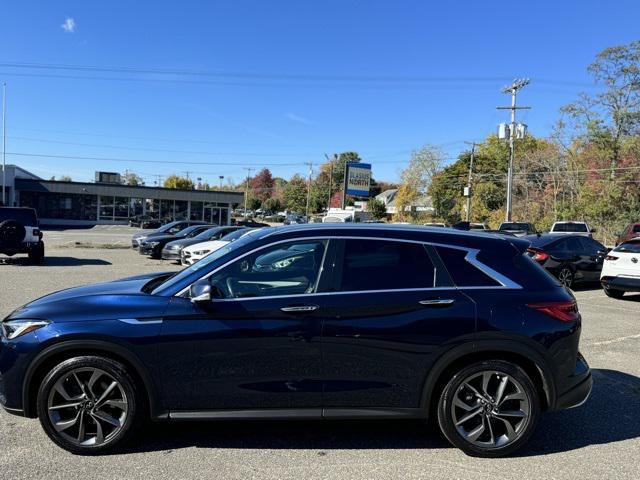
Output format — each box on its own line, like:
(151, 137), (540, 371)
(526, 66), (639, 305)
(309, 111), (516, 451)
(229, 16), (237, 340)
(189, 279), (212, 303)
(590, 228), (596, 233)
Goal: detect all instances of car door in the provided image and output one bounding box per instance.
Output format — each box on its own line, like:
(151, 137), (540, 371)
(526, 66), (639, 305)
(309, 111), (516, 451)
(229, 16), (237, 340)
(320, 238), (476, 412)
(158, 238), (330, 413)
(578, 237), (607, 281)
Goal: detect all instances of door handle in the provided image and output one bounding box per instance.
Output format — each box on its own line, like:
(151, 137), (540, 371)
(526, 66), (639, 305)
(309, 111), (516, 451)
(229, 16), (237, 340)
(419, 299), (455, 306)
(280, 305), (319, 313)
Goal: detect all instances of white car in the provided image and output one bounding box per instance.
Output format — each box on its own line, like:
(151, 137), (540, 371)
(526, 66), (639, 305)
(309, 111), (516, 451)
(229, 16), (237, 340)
(181, 228), (256, 266)
(600, 238), (640, 298)
(550, 221), (594, 237)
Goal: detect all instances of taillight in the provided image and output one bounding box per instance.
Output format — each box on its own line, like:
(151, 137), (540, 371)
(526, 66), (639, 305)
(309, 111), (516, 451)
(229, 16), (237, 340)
(527, 301), (580, 322)
(527, 247), (549, 263)
(605, 255), (618, 261)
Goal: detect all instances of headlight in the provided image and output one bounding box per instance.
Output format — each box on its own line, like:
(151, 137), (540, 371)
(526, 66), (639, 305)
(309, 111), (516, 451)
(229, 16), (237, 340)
(148, 241), (159, 247)
(167, 244), (180, 250)
(192, 250), (211, 256)
(2, 319), (50, 339)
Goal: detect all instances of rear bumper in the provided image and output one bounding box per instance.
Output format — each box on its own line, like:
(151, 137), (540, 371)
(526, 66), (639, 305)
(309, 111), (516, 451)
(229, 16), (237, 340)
(553, 353), (592, 410)
(601, 276), (640, 292)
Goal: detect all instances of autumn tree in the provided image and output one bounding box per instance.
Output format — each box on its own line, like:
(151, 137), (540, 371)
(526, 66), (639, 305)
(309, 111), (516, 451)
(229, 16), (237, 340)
(163, 175), (194, 190)
(250, 168), (275, 204)
(396, 145), (443, 221)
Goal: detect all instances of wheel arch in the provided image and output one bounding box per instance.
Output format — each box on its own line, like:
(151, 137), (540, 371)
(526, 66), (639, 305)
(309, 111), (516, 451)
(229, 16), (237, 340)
(22, 340), (164, 419)
(421, 340), (556, 419)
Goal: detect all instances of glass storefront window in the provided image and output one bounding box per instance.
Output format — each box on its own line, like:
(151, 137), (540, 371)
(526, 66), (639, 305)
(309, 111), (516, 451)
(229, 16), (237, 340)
(130, 198), (143, 217)
(145, 199), (159, 219)
(175, 200), (188, 220)
(99, 196), (114, 220)
(220, 207), (229, 225)
(114, 197), (129, 220)
(160, 199), (174, 222)
(19, 192), (97, 221)
(190, 201), (203, 221)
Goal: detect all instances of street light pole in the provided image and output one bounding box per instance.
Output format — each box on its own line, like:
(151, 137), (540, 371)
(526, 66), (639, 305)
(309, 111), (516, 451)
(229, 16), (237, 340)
(497, 78), (530, 222)
(1, 83), (6, 206)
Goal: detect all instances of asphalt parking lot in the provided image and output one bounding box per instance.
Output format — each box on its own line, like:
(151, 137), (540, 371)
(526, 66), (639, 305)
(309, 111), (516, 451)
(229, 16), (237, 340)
(0, 231), (639, 479)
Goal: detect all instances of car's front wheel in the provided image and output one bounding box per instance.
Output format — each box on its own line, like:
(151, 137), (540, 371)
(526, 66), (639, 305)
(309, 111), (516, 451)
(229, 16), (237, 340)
(37, 356), (142, 455)
(437, 360), (540, 457)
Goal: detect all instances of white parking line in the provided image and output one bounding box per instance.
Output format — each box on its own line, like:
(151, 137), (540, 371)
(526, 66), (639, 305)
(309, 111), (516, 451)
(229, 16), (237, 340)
(588, 333), (640, 346)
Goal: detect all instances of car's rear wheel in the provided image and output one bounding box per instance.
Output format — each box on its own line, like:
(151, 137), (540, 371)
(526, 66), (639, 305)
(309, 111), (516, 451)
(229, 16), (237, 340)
(437, 360), (540, 457)
(37, 356), (142, 455)
(557, 266), (574, 288)
(604, 287), (624, 298)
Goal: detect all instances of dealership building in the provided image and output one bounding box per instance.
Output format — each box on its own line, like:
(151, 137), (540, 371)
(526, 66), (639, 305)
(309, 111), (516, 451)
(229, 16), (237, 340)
(0, 165), (244, 226)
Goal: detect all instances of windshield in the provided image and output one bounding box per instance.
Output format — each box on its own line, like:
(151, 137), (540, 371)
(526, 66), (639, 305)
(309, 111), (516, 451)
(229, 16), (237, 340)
(193, 226), (225, 241)
(156, 221), (182, 233)
(178, 225), (207, 237)
(500, 222), (529, 230)
(151, 228), (261, 294)
(220, 228), (251, 241)
(553, 223), (588, 232)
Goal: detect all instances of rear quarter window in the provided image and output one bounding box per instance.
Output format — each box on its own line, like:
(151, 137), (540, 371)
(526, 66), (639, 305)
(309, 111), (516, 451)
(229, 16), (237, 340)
(434, 246), (500, 287)
(0, 208), (38, 225)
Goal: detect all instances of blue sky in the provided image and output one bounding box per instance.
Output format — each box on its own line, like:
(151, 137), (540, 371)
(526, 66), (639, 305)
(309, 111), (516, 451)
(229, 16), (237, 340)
(2, 1), (639, 185)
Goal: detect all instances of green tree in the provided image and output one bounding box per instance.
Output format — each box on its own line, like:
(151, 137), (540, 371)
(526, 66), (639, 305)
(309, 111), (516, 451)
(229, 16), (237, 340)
(163, 175), (194, 190)
(368, 198), (387, 219)
(122, 172), (143, 186)
(283, 174), (308, 213)
(263, 197), (282, 213)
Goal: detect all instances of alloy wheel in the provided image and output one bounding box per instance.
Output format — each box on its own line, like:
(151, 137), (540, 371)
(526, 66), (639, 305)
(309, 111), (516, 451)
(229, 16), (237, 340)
(451, 370), (531, 448)
(46, 367), (128, 447)
(558, 268), (573, 287)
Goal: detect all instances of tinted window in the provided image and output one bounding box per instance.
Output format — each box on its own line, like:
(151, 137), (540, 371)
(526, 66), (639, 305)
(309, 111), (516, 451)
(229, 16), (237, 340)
(500, 222), (530, 231)
(614, 241), (640, 254)
(579, 237), (605, 254)
(633, 225), (640, 233)
(338, 240), (436, 291)
(0, 208), (37, 225)
(552, 223), (588, 232)
(435, 246), (500, 287)
(221, 228), (251, 241)
(210, 240), (327, 298)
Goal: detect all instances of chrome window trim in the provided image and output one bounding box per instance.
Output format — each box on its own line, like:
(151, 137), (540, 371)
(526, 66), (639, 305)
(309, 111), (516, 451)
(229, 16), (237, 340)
(175, 235), (522, 298)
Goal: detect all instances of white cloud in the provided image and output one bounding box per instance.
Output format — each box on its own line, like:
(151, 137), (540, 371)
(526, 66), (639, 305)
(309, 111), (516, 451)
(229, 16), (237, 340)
(61, 17), (76, 33)
(285, 112), (312, 125)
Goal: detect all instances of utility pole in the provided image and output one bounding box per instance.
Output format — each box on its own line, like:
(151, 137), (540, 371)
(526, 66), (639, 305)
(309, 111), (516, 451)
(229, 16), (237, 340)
(324, 153), (335, 211)
(243, 167), (253, 218)
(497, 78), (530, 222)
(463, 141), (476, 221)
(2, 83), (6, 206)
(304, 161), (313, 218)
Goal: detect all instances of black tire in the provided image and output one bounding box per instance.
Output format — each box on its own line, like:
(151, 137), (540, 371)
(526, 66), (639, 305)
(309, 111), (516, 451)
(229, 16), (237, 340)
(556, 266), (575, 288)
(37, 356), (143, 455)
(437, 359), (540, 458)
(0, 220), (26, 248)
(28, 243), (45, 264)
(604, 287), (624, 299)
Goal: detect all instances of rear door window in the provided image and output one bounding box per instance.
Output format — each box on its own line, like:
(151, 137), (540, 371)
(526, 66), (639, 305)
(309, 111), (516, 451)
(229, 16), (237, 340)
(336, 239), (439, 292)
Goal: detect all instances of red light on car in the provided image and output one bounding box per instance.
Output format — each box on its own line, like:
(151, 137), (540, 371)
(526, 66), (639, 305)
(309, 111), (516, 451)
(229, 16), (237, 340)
(527, 247), (549, 263)
(527, 301), (580, 322)
(605, 255), (618, 261)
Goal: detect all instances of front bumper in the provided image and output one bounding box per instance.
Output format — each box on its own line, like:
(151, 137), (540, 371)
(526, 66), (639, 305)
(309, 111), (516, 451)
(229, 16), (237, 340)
(161, 249), (182, 261)
(601, 275), (640, 292)
(139, 244), (158, 256)
(0, 241), (43, 256)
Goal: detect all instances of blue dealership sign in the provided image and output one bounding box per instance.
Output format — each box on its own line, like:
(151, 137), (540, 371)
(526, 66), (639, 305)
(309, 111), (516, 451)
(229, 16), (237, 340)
(345, 163), (371, 197)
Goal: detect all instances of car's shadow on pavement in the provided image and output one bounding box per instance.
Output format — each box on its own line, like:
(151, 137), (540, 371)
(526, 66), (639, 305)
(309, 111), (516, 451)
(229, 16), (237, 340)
(125, 368), (639, 456)
(0, 256), (111, 266)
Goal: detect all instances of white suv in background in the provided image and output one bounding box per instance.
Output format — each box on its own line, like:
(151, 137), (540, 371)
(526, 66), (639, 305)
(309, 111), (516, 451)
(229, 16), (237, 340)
(0, 207), (45, 264)
(549, 221), (594, 237)
(600, 238), (640, 298)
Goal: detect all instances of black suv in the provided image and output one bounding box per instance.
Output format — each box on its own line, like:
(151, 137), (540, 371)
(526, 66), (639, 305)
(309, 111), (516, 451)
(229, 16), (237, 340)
(0, 207), (45, 264)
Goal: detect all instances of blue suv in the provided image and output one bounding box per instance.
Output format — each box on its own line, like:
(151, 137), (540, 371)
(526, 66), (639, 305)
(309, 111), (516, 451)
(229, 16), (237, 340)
(0, 224), (592, 457)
